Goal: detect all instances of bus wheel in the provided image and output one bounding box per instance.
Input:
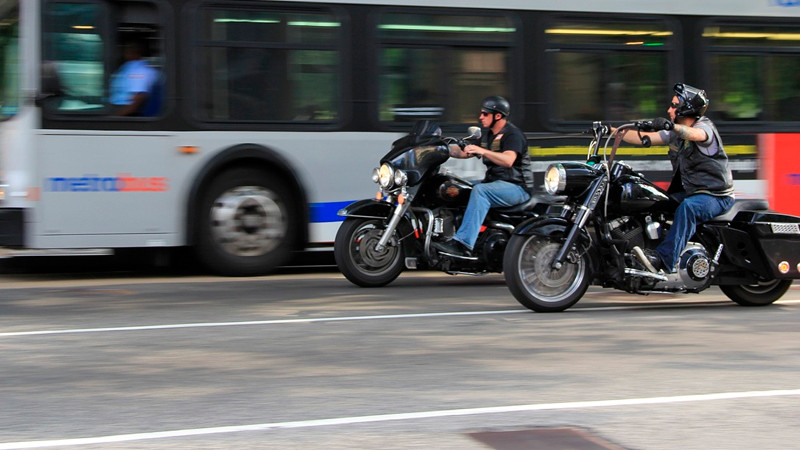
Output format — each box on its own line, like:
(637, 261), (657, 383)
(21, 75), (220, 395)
(195, 167), (295, 276)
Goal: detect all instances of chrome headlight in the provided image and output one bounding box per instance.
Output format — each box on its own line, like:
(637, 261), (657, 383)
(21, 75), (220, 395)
(371, 167), (380, 184)
(544, 164), (566, 195)
(378, 163), (394, 188)
(393, 169), (408, 187)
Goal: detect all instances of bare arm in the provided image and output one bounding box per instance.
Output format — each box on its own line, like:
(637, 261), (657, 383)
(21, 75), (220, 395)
(449, 143), (470, 159)
(116, 92), (148, 116)
(672, 123), (708, 142)
(463, 144), (517, 168)
(617, 129), (667, 146)
(615, 122), (707, 147)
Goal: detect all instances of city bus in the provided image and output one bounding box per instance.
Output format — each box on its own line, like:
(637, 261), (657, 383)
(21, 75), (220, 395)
(0, 0), (798, 275)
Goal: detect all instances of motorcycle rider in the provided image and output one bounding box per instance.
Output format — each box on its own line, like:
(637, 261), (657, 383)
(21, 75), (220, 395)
(616, 83), (735, 273)
(432, 96), (534, 256)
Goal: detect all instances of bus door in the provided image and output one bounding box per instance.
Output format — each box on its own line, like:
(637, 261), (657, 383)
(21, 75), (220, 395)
(35, 0), (177, 248)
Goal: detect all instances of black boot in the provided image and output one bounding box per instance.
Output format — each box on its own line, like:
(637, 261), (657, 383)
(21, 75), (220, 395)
(432, 239), (471, 257)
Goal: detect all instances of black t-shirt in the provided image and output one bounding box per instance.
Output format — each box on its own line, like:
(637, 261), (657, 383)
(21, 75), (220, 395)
(483, 122), (534, 190)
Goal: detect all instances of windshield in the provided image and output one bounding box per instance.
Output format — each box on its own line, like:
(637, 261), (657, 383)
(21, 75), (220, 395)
(0, 3), (19, 120)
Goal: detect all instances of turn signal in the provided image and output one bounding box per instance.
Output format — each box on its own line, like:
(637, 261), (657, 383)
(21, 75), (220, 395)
(398, 194), (405, 205)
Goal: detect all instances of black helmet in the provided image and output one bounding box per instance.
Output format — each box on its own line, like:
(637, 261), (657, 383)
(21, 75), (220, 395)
(673, 83), (709, 118)
(481, 95), (511, 117)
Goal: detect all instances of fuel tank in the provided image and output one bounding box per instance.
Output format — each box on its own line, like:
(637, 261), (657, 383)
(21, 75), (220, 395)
(610, 175), (674, 213)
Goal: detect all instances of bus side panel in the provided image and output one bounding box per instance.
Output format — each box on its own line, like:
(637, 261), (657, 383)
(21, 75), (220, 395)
(32, 132), (183, 248)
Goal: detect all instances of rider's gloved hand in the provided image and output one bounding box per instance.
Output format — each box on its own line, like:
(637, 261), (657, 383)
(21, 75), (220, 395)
(651, 117), (674, 131)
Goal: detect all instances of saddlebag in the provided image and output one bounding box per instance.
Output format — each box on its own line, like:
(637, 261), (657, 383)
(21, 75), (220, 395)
(736, 211), (800, 278)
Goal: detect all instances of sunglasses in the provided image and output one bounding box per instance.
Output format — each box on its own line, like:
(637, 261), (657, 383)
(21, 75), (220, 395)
(479, 111), (493, 117)
(668, 102), (680, 109)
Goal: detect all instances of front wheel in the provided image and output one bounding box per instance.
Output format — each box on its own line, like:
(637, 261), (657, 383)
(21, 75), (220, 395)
(720, 279), (792, 306)
(334, 218), (404, 287)
(503, 234), (590, 312)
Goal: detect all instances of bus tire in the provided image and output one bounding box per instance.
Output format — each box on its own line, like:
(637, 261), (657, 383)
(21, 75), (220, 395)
(194, 167), (296, 276)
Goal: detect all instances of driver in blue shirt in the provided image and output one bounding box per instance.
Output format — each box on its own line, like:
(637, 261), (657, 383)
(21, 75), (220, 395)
(109, 39), (159, 116)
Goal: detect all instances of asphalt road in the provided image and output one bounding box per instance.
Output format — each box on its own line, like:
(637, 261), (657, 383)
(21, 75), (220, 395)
(1, 264), (799, 450)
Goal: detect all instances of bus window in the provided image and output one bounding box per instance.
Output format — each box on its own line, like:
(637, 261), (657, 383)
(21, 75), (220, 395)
(42, 1), (164, 117)
(42, 2), (106, 113)
(110, 1), (163, 117)
(704, 22), (800, 122)
(0, 5), (19, 120)
(545, 18), (672, 123)
(377, 12), (515, 126)
(195, 7), (340, 123)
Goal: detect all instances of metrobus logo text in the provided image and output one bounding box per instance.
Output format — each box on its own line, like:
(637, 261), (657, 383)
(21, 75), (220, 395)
(45, 174), (169, 192)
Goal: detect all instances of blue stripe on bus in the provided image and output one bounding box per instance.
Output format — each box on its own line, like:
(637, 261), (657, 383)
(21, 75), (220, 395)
(310, 201), (355, 223)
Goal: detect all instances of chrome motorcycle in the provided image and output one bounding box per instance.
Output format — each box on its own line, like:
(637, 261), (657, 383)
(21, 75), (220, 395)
(504, 120), (800, 312)
(335, 120), (554, 287)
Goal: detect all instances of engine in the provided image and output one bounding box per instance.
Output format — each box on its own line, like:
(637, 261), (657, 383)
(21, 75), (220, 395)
(608, 216), (645, 250)
(676, 243), (713, 290)
(652, 243), (712, 292)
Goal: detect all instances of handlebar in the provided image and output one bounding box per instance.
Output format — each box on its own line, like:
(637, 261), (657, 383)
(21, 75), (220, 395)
(583, 117), (673, 163)
(587, 118), (673, 136)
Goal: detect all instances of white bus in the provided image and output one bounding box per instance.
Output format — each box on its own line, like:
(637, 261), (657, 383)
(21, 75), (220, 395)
(0, 0), (798, 275)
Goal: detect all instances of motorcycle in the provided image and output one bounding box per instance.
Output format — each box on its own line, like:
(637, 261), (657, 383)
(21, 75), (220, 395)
(335, 120), (556, 287)
(504, 120), (800, 312)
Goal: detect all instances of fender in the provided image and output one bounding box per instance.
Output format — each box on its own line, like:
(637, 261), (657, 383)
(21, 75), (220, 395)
(338, 199), (421, 254)
(514, 216), (573, 237)
(514, 215), (594, 265)
(186, 144), (309, 248)
(337, 199), (395, 219)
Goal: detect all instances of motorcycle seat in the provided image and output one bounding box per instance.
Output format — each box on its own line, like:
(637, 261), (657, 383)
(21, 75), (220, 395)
(711, 198), (769, 222)
(495, 193), (565, 214)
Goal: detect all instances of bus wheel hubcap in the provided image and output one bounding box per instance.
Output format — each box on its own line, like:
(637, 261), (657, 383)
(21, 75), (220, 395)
(210, 186), (286, 257)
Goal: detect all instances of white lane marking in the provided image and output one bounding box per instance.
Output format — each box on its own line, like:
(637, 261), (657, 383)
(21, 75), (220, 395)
(2, 299), (799, 338)
(0, 310), (528, 338)
(1, 389), (798, 449)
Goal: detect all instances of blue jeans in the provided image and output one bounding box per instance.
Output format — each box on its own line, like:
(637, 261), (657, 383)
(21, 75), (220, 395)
(453, 180), (530, 249)
(656, 193), (735, 272)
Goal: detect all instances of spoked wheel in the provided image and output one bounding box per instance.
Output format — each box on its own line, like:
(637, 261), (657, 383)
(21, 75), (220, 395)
(720, 279), (792, 306)
(504, 234), (590, 312)
(334, 218), (404, 287)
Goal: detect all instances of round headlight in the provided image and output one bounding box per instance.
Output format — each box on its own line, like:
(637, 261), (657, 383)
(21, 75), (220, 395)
(371, 167), (380, 184)
(378, 164), (394, 188)
(544, 164), (566, 195)
(394, 169), (408, 187)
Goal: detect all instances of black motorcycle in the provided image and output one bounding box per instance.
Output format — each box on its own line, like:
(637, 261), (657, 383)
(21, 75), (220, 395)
(335, 120), (554, 287)
(504, 120), (800, 312)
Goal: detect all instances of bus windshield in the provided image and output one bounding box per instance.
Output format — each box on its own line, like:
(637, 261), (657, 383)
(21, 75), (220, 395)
(0, 2), (19, 120)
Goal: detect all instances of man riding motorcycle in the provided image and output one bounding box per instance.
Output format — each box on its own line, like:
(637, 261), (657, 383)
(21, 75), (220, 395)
(614, 83), (734, 273)
(433, 96), (534, 257)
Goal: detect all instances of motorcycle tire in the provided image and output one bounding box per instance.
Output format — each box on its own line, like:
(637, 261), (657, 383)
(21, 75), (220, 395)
(503, 234), (590, 312)
(720, 279), (792, 306)
(334, 217), (404, 287)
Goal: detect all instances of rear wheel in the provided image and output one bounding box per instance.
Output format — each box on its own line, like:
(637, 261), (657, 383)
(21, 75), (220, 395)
(334, 218), (404, 287)
(504, 234), (590, 312)
(720, 279), (792, 306)
(195, 167), (296, 276)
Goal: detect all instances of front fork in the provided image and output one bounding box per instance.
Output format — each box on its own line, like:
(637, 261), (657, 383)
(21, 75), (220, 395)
(552, 174), (607, 269)
(375, 196), (413, 252)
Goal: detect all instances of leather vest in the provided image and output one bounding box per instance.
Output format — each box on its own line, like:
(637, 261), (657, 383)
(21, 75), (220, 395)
(670, 117), (734, 196)
(483, 122), (535, 191)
